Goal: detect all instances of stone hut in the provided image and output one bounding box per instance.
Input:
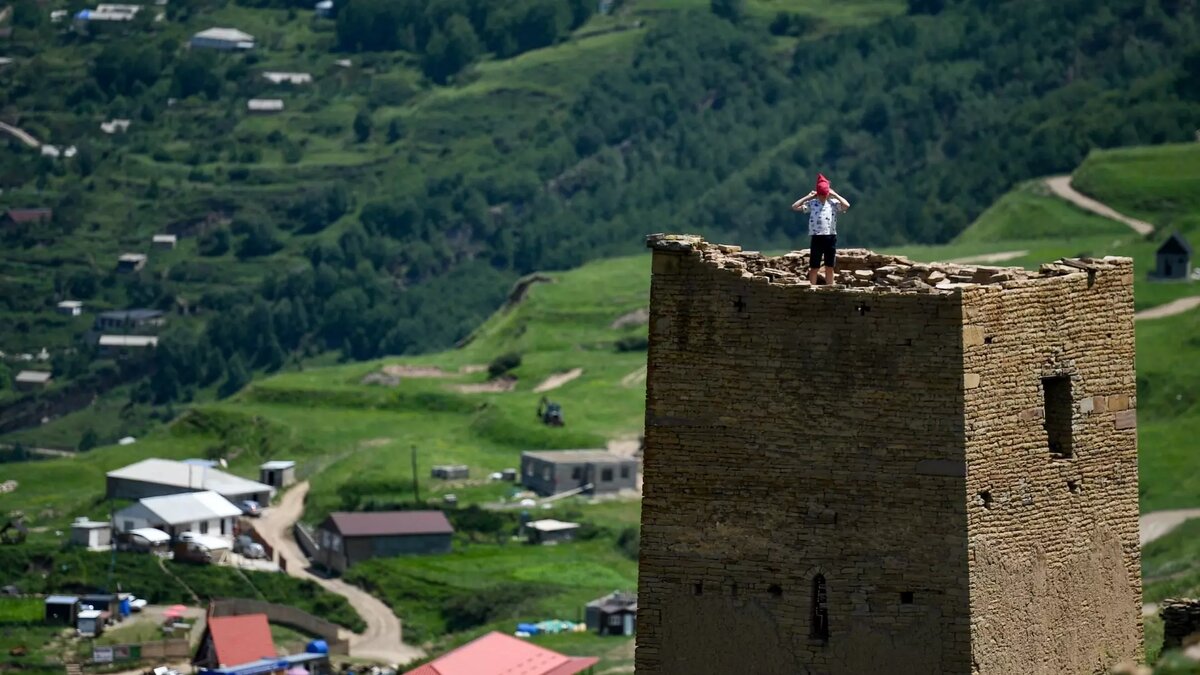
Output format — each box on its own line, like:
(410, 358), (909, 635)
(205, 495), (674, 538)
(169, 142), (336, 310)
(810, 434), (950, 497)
(635, 234), (1141, 675)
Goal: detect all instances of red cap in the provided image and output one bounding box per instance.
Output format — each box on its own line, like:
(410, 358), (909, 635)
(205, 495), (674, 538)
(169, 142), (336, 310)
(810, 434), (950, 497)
(815, 173), (830, 197)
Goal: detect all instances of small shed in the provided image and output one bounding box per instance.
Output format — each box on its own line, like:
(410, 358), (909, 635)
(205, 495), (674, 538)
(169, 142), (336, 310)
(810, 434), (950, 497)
(116, 253), (147, 273)
(152, 234), (177, 249)
(585, 591), (636, 636)
(70, 517), (112, 549)
(500, 468), (518, 482)
(260, 460), (296, 488)
(525, 519), (580, 545)
(14, 370), (52, 391)
(1154, 232), (1193, 280)
(77, 609), (106, 637)
(80, 593), (117, 613)
(431, 465), (469, 480)
(57, 300), (83, 316)
(44, 595), (80, 625)
(247, 99), (284, 114)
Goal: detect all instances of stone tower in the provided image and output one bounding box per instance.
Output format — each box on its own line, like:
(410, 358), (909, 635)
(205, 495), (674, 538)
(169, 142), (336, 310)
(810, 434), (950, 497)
(636, 235), (1142, 675)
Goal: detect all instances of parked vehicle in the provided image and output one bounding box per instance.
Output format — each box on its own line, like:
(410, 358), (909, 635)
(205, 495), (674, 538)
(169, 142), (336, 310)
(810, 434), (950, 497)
(234, 535), (266, 559)
(239, 500), (262, 517)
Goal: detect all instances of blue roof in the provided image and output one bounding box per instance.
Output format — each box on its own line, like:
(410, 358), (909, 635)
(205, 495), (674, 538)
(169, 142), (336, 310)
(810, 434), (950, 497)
(200, 653), (326, 675)
(45, 595), (79, 604)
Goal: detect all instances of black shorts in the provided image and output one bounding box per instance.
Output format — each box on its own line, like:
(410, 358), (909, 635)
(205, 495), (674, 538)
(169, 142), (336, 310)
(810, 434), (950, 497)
(810, 234), (837, 270)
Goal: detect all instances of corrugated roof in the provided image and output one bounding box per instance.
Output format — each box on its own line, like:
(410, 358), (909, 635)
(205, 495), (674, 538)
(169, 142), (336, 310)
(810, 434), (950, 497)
(117, 490), (242, 526)
(15, 370), (52, 383)
(205, 614), (276, 667)
(521, 449), (629, 464)
(99, 335), (158, 347)
(193, 27), (254, 42)
(128, 527), (170, 543)
(324, 511), (454, 538)
(98, 308), (163, 321)
(259, 460), (295, 470)
(527, 519), (579, 532)
(403, 632), (598, 675)
(107, 459), (272, 498)
(45, 595), (79, 604)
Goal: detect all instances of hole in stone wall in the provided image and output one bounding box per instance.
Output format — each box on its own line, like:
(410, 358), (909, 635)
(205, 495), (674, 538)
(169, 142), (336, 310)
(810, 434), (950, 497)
(730, 582), (738, 598)
(1043, 375), (1074, 458)
(810, 575), (829, 641)
(768, 584), (783, 597)
(900, 592), (914, 604)
(978, 491), (993, 508)
(1067, 480), (1080, 493)
(693, 582), (703, 596)
(984, 336), (994, 344)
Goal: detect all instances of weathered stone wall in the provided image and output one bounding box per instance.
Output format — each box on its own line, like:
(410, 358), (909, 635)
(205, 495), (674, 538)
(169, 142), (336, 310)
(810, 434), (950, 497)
(635, 235), (1142, 675)
(636, 237), (973, 674)
(961, 261), (1142, 674)
(1160, 599), (1200, 652)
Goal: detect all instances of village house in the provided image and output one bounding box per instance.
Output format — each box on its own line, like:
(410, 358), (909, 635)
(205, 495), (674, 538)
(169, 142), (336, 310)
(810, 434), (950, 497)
(316, 511), (454, 573)
(261, 71), (312, 85)
(258, 460), (296, 489)
(72, 4), (140, 34)
(98, 334), (159, 355)
(193, 613), (274, 669)
(69, 517), (112, 550)
(524, 518), (580, 545)
(100, 118), (131, 134)
(114, 490), (243, 540)
(585, 591), (636, 637)
(404, 631), (598, 675)
(13, 370), (52, 391)
(314, 0), (333, 18)
(1, 208), (52, 228)
(44, 596), (80, 625)
(190, 27), (254, 50)
(106, 458), (274, 504)
(116, 253), (147, 273)
(520, 449), (639, 496)
(94, 308), (165, 332)
(152, 234), (177, 249)
(57, 300), (83, 316)
(246, 99), (284, 114)
(1153, 232), (1193, 280)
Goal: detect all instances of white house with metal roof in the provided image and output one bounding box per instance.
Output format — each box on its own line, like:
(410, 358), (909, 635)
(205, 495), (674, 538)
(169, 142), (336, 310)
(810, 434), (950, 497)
(113, 490), (243, 540)
(190, 27), (255, 50)
(106, 458), (274, 504)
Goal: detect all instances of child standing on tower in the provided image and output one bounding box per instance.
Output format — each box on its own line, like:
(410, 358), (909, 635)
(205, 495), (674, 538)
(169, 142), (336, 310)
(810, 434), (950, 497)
(792, 174), (850, 286)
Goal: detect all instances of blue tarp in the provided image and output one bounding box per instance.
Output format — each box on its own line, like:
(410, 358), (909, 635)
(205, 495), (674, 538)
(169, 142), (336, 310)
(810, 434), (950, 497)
(305, 640), (328, 655)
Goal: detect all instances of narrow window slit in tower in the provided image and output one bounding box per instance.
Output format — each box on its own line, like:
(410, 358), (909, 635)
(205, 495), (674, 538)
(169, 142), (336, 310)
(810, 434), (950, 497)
(900, 592), (914, 605)
(693, 582), (703, 596)
(1043, 375), (1074, 458)
(730, 582), (738, 598)
(979, 491), (993, 508)
(768, 584), (782, 597)
(1067, 480), (1080, 493)
(810, 575), (829, 641)
(984, 336), (994, 344)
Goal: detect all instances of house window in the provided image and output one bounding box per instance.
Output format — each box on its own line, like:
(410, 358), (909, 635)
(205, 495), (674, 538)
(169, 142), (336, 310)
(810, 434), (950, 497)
(601, 468), (614, 482)
(608, 615), (622, 627)
(571, 467), (582, 480)
(810, 575), (829, 641)
(220, 519), (227, 535)
(543, 466), (553, 481)
(525, 463), (533, 476)
(620, 466), (630, 479)
(1043, 375), (1073, 458)
(124, 520), (134, 532)
(199, 521), (209, 534)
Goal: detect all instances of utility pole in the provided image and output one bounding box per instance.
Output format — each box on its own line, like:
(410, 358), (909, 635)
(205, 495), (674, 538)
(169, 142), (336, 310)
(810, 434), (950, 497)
(411, 445), (420, 505)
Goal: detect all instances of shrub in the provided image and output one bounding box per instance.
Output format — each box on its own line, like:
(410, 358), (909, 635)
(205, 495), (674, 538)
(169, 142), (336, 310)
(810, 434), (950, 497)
(487, 351), (521, 378)
(615, 335), (648, 352)
(616, 526), (639, 561)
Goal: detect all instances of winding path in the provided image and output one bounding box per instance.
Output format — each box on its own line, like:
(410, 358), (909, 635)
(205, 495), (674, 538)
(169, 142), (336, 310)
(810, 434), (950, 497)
(255, 481), (423, 667)
(1139, 508), (1200, 547)
(1044, 175), (1154, 236)
(1135, 296), (1200, 321)
(0, 121), (40, 148)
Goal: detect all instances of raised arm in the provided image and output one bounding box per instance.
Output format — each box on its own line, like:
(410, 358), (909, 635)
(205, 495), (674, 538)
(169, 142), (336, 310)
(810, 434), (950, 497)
(791, 191), (817, 211)
(830, 189), (850, 210)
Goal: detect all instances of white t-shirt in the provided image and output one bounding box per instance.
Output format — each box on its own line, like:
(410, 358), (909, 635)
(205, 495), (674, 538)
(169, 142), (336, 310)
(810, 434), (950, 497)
(801, 198), (845, 236)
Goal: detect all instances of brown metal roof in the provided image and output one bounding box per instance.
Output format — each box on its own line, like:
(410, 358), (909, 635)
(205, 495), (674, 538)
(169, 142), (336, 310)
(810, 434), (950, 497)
(324, 510), (454, 538)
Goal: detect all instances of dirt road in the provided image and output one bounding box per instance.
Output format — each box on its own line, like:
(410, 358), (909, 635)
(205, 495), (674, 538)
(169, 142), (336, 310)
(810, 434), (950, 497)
(1135, 296), (1200, 321)
(256, 482), (422, 667)
(1139, 508), (1200, 546)
(0, 121), (40, 148)
(1044, 175), (1155, 236)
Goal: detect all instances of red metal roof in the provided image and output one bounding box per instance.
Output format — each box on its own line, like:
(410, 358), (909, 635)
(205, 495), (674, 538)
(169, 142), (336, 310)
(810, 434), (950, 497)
(4, 208), (52, 224)
(403, 632), (598, 675)
(206, 614), (276, 667)
(325, 510), (454, 538)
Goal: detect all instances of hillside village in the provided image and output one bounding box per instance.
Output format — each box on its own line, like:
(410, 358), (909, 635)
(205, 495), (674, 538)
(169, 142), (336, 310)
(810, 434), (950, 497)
(1, 0), (1200, 673)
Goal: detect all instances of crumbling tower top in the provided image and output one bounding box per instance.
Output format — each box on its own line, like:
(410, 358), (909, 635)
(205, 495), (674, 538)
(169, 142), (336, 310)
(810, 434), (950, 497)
(646, 233), (1132, 294)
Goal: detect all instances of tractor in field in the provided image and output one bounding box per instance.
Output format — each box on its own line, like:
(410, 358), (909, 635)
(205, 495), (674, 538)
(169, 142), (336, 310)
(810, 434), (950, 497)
(537, 397), (564, 427)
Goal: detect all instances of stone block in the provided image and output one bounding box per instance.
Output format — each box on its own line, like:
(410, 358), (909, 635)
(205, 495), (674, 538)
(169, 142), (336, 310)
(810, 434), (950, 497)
(964, 373), (981, 389)
(1108, 394), (1131, 411)
(652, 253), (680, 275)
(963, 326), (985, 347)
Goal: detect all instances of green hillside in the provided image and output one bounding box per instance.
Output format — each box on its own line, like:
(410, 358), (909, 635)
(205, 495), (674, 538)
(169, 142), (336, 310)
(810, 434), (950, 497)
(2, 0), (1198, 452)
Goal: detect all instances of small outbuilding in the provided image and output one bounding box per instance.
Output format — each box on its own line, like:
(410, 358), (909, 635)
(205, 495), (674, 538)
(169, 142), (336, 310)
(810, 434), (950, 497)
(94, 308), (165, 332)
(262, 71), (312, 85)
(44, 595), (80, 625)
(152, 234), (177, 249)
(1, 208), (52, 227)
(1154, 232), (1193, 281)
(525, 519), (580, 545)
(69, 517), (112, 549)
(431, 465), (469, 480)
(114, 490), (243, 540)
(57, 300), (84, 316)
(193, 612), (274, 669)
(116, 253), (147, 273)
(77, 609), (106, 637)
(247, 99), (284, 114)
(98, 335), (159, 355)
(520, 450), (639, 497)
(314, 0), (333, 17)
(190, 27), (255, 50)
(585, 591), (636, 637)
(14, 370), (52, 391)
(316, 511), (454, 573)
(259, 460), (296, 489)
